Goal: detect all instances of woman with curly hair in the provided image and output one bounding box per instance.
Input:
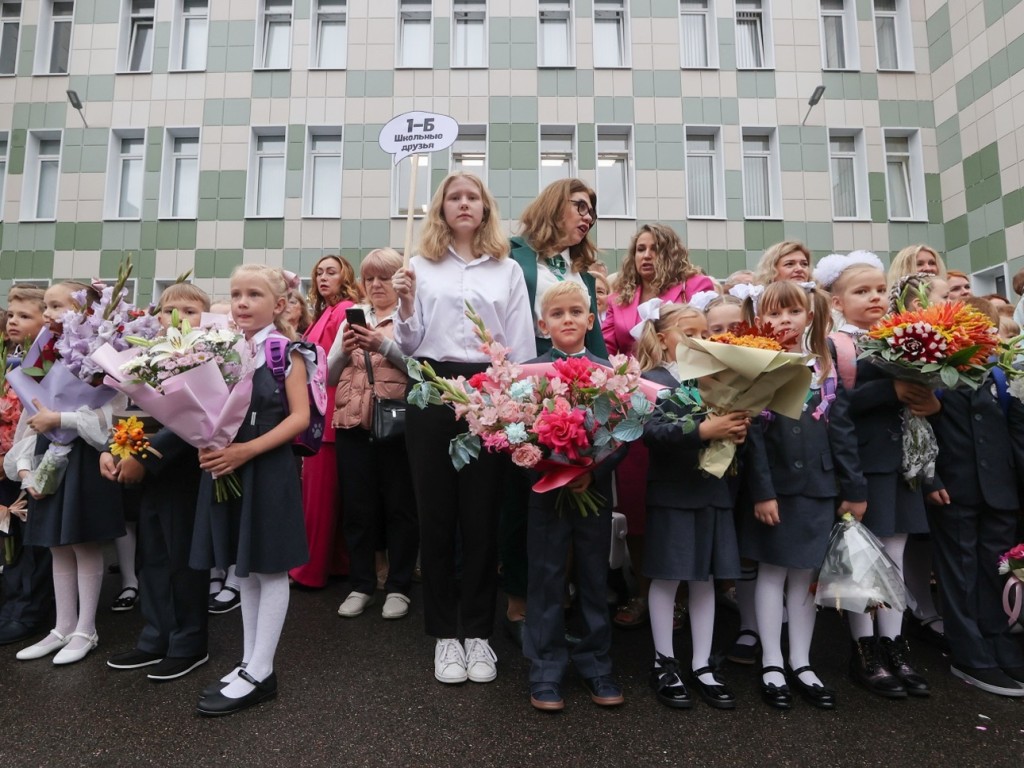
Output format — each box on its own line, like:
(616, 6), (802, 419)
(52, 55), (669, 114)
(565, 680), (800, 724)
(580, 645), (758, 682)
(754, 241), (813, 286)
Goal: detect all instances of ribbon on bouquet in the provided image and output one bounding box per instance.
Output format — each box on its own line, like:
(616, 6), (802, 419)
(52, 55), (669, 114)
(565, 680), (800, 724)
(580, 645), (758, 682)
(1003, 575), (1024, 627)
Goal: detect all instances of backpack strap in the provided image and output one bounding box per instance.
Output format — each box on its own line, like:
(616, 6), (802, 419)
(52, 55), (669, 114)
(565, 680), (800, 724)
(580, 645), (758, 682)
(264, 333), (290, 387)
(828, 331), (858, 391)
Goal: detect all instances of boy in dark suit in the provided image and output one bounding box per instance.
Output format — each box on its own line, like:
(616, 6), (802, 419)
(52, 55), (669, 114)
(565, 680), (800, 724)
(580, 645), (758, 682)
(523, 282), (625, 712)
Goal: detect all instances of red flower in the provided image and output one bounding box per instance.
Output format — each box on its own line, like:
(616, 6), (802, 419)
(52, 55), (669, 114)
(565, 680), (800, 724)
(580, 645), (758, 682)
(532, 398), (590, 460)
(551, 356), (594, 388)
(468, 372), (492, 390)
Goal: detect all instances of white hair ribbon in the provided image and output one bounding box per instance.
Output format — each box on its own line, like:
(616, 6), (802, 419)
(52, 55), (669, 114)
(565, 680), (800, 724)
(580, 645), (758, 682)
(629, 297), (664, 340)
(688, 290), (720, 313)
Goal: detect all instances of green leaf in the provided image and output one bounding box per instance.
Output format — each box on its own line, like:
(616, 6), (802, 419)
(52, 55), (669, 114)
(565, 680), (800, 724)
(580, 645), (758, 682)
(592, 393), (612, 425)
(944, 345), (981, 366)
(407, 382), (433, 409)
(405, 358), (423, 381)
(611, 418), (643, 442)
(939, 365), (960, 388)
(593, 426), (612, 447)
(631, 391), (655, 416)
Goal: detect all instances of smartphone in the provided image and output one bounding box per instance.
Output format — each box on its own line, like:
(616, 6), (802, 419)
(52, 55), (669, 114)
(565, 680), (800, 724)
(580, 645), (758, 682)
(345, 307), (367, 328)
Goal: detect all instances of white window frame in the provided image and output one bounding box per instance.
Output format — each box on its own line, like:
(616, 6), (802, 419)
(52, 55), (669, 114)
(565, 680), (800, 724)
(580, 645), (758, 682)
(0, 1), (22, 76)
(255, 0), (293, 70)
(105, 128), (147, 220)
(34, 0), (74, 75)
(310, 0), (346, 70)
(593, 0), (629, 69)
(872, 0), (913, 72)
(20, 129), (62, 222)
(303, 126), (343, 219)
(538, 0), (574, 68)
(392, 154), (431, 217)
(11, 278), (51, 289)
(679, 0), (717, 69)
(596, 124), (634, 219)
(828, 128), (869, 221)
(740, 127), (782, 220)
(449, 124), (487, 180)
(0, 131), (8, 220)
(883, 128), (926, 221)
(159, 126), (201, 219)
(819, 0), (859, 71)
(451, 0), (486, 69)
(972, 264), (1011, 299)
(538, 124), (577, 190)
(117, 0), (155, 74)
(247, 126), (288, 218)
(735, 0), (773, 70)
(684, 125), (726, 219)
(396, 0), (432, 69)
(170, 0), (208, 72)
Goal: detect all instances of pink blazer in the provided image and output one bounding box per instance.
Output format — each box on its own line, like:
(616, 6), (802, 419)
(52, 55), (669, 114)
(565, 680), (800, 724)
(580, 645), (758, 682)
(303, 299), (354, 443)
(601, 274), (715, 356)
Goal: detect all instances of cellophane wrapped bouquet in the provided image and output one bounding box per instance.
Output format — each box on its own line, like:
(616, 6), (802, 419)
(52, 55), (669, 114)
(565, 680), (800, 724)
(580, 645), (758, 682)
(814, 514), (908, 613)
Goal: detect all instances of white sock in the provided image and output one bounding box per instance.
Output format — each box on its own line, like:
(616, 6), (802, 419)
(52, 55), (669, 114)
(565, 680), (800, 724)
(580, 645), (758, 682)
(735, 564), (759, 644)
(876, 534), (908, 639)
(755, 563), (787, 687)
(785, 568), (821, 687)
(648, 579), (679, 660)
(221, 572), (289, 699)
(210, 568), (225, 595)
(60, 543), (104, 653)
(114, 523), (139, 591)
(688, 579), (718, 684)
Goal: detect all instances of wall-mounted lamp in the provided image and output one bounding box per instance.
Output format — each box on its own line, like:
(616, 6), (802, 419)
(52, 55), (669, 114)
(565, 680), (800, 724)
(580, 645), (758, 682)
(67, 89), (88, 127)
(801, 85), (826, 126)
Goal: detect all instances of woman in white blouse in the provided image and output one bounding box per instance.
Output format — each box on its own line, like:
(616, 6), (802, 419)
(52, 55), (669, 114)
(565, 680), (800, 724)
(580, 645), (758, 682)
(392, 172), (535, 686)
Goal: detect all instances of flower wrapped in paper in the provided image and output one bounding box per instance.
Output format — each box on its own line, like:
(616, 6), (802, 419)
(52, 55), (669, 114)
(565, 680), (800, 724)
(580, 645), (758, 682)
(672, 332), (813, 478)
(814, 514), (907, 614)
(998, 543), (1024, 627)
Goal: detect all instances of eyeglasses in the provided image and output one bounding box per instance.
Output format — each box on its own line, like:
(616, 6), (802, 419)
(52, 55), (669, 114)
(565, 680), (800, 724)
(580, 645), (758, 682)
(569, 198), (597, 221)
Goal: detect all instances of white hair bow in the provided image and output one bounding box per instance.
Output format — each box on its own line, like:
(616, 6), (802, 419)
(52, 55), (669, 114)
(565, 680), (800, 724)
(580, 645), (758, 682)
(629, 297), (664, 340)
(812, 251), (884, 289)
(688, 290), (720, 313)
(728, 282), (764, 314)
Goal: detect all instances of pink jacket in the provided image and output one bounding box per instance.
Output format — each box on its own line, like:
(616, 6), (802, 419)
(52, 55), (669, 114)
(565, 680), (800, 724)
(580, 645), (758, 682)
(601, 274), (715, 356)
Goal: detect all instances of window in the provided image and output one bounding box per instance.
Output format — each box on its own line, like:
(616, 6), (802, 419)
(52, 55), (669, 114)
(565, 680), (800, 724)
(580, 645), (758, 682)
(538, 0), (573, 68)
(105, 130), (145, 219)
(596, 126), (632, 218)
(1, 2), (21, 75)
(593, 0), (628, 68)
(873, 0), (912, 71)
(160, 128), (200, 219)
(248, 128), (286, 217)
(884, 129), (926, 220)
(36, 1), (74, 75)
(397, 0), (431, 68)
(819, 0), (858, 70)
(304, 128), (342, 218)
(735, 0), (772, 69)
(450, 125), (487, 178)
(171, 0), (208, 71)
(539, 125), (576, 189)
(828, 129), (868, 219)
(312, 0), (346, 69)
(685, 126), (724, 218)
(741, 128), (781, 219)
(452, 0), (485, 68)
(680, 0), (716, 68)
(393, 154), (430, 216)
(119, 0), (154, 73)
(256, 0), (292, 69)
(0, 132), (8, 219)
(21, 131), (62, 220)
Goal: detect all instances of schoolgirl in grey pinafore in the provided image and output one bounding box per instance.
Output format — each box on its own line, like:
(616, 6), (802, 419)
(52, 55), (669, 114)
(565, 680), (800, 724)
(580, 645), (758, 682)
(190, 351), (309, 577)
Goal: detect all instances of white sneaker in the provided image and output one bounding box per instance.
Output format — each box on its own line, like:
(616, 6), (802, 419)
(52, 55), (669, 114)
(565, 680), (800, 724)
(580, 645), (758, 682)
(381, 593), (410, 619)
(337, 591), (375, 618)
(434, 638), (468, 684)
(464, 637), (498, 683)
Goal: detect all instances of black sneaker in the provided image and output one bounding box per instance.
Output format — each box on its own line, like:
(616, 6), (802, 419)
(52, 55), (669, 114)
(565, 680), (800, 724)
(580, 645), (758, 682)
(147, 654), (210, 682)
(951, 665), (1024, 697)
(107, 649), (163, 670)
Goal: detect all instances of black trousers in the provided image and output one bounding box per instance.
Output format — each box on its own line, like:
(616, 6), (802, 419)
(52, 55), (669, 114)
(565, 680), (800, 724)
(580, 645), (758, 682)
(0, 517), (54, 627)
(336, 426), (418, 596)
(406, 361), (503, 639)
(928, 501), (1024, 670)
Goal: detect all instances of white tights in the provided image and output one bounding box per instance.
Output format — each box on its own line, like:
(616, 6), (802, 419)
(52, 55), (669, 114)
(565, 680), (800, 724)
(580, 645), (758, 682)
(220, 571), (290, 698)
(755, 563), (821, 688)
(849, 534), (907, 641)
(649, 578), (719, 685)
(29, 542), (105, 654)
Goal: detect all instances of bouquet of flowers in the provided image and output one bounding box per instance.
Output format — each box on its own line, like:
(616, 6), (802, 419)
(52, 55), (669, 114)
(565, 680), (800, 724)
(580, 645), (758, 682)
(999, 543), (1024, 627)
(6, 260), (161, 495)
(814, 513), (907, 613)
(672, 323), (813, 478)
(407, 307), (660, 516)
(858, 296), (999, 484)
(0, 329), (22, 457)
(109, 415), (163, 462)
(91, 314), (254, 502)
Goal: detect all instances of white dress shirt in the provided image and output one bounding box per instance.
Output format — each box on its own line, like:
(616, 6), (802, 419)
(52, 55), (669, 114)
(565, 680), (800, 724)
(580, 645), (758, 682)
(394, 248), (537, 363)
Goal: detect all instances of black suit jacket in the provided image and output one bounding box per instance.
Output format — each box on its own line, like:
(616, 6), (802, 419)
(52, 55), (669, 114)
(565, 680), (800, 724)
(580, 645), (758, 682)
(845, 358), (906, 473)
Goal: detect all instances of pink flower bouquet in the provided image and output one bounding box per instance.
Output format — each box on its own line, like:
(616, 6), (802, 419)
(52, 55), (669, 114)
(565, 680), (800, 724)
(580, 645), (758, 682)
(999, 543), (1024, 627)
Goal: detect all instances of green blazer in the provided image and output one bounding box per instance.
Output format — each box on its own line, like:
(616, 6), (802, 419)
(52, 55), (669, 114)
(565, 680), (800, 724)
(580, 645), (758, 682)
(508, 236), (609, 358)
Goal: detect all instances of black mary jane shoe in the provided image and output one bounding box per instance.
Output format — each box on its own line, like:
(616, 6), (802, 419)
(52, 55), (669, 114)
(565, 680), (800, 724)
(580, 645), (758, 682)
(196, 670), (277, 717)
(650, 654), (693, 709)
(788, 665), (837, 710)
(690, 666), (736, 710)
(200, 661), (246, 698)
(760, 665), (793, 710)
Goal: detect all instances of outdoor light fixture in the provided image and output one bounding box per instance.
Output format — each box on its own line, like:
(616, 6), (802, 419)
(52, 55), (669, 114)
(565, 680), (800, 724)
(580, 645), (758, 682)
(67, 90), (88, 127)
(802, 85), (826, 126)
